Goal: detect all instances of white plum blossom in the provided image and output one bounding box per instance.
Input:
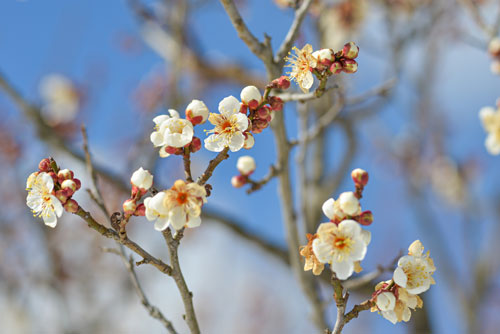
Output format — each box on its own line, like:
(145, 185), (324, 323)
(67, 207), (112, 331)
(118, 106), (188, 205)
(186, 99), (209, 125)
(372, 284), (423, 324)
(39, 74), (80, 125)
(144, 192), (170, 231)
(376, 291), (396, 312)
(312, 48), (334, 61)
(322, 191), (361, 222)
(285, 44), (317, 93)
(131, 167), (153, 190)
(312, 220), (368, 280)
(26, 172), (64, 228)
(204, 96), (249, 152)
(150, 109), (194, 157)
(236, 156), (256, 175)
(240, 86), (262, 105)
(393, 240), (436, 295)
(479, 106), (500, 155)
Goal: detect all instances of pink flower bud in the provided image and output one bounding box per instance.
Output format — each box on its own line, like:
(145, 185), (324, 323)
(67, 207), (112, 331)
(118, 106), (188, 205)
(276, 76), (290, 90)
(61, 179), (77, 192)
(269, 96), (283, 111)
(57, 169), (74, 181)
(256, 107), (270, 119)
(55, 190), (69, 204)
(247, 100), (260, 110)
(341, 59), (358, 73)
(342, 42), (359, 59)
(190, 136), (202, 153)
(64, 199), (79, 213)
(73, 178), (81, 190)
(231, 175), (246, 188)
(164, 146), (184, 155)
(351, 168), (369, 186)
(123, 198), (137, 214)
(134, 203), (146, 216)
(330, 61), (343, 74)
(38, 158), (51, 172)
(358, 210), (373, 226)
(239, 104), (248, 114)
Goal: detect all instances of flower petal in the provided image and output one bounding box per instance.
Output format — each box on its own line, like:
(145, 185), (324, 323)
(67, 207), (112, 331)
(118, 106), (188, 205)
(218, 96), (241, 117)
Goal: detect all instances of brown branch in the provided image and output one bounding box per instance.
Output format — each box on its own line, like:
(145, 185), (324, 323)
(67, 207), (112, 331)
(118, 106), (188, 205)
(246, 165), (280, 194)
(345, 78), (397, 106)
(183, 149), (193, 182)
(196, 147), (230, 186)
(162, 229), (200, 334)
(274, 0), (315, 65)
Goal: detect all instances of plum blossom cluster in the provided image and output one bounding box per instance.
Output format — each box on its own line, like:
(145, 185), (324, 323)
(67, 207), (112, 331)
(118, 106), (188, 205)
(479, 100), (500, 155)
(122, 167), (154, 218)
(371, 240), (436, 324)
(488, 38), (500, 75)
(26, 158), (81, 227)
(231, 156), (257, 188)
(300, 168), (372, 280)
(285, 42), (359, 92)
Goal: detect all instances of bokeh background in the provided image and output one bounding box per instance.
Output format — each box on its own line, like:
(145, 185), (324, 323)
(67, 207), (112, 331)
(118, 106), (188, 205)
(1, 0), (500, 333)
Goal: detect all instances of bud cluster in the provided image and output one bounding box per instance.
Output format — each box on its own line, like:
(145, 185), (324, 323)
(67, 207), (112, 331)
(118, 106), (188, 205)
(123, 167), (154, 217)
(37, 158), (81, 213)
(231, 156), (257, 188)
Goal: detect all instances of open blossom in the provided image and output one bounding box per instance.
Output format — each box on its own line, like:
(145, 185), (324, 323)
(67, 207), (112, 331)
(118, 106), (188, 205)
(204, 96), (249, 152)
(299, 233), (325, 275)
(479, 105), (500, 155)
(312, 220), (368, 279)
(322, 191), (361, 222)
(372, 283), (423, 324)
(393, 240), (436, 295)
(150, 109), (194, 157)
(145, 180), (207, 231)
(131, 167), (153, 190)
(39, 74), (80, 125)
(285, 44), (318, 93)
(26, 172), (64, 228)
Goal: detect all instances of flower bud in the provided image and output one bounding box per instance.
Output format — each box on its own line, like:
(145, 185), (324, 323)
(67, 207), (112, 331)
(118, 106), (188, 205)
(131, 167), (153, 191)
(276, 76), (290, 90)
(342, 42), (359, 59)
(351, 168), (369, 186)
(123, 198), (137, 214)
(243, 132), (255, 149)
(55, 189), (69, 204)
(330, 61), (343, 74)
(185, 99), (209, 125)
(241, 85), (262, 105)
(190, 136), (202, 153)
(237, 156), (256, 176)
(164, 146), (184, 155)
(48, 172), (58, 184)
(256, 106), (270, 120)
(269, 96), (283, 111)
(64, 199), (79, 213)
(134, 203), (146, 216)
(231, 175), (247, 188)
(341, 59), (358, 73)
(358, 210), (373, 226)
(313, 48), (334, 62)
(61, 179), (77, 192)
(73, 178), (81, 190)
(57, 168), (74, 181)
(489, 37), (500, 58)
(38, 158), (51, 172)
(338, 191), (361, 216)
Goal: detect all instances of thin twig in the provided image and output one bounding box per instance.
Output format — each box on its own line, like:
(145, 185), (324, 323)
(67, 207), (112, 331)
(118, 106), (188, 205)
(246, 165), (280, 194)
(162, 229), (200, 334)
(196, 147), (230, 186)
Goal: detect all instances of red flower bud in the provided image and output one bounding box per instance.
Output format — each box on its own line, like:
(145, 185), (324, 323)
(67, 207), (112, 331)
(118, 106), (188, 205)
(276, 76), (290, 90)
(351, 168), (369, 186)
(73, 178), (81, 191)
(61, 179), (77, 192)
(342, 42), (359, 59)
(190, 137), (202, 153)
(341, 59), (358, 74)
(134, 203), (146, 216)
(247, 100), (260, 110)
(123, 198), (137, 214)
(231, 175), (247, 188)
(55, 190), (69, 204)
(330, 61), (343, 74)
(57, 169), (74, 181)
(38, 158), (51, 172)
(358, 211), (373, 226)
(269, 96), (283, 111)
(64, 199), (79, 213)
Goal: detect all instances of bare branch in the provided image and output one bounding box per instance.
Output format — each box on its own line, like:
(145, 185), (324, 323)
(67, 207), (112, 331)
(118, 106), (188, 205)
(196, 147), (230, 186)
(246, 165), (280, 194)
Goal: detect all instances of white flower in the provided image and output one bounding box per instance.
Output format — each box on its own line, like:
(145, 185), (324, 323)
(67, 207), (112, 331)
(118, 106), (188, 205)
(204, 96), (249, 152)
(237, 156), (256, 175)
(26, 172), (64, 228)
(479, 106), (500, 155)
(285, 44), (318, 93)
(186, 99), (209, 125)
(322, 191), (361, 222)
(312, 220), (368, 280)
(144, 192), (170, 231)
(240, 86), (262, 104)
(376, 291), (396, 312)
(163, 180), (207, 230)
(39, 74), (80, 125)
(393, 240), (436, 294)
(131, 167), (153, 190)
(312, 48), (334, 61)
(150, 109), (194, 157)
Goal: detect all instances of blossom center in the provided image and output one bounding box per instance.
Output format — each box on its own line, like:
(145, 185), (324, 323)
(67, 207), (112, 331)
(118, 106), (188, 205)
(176, 192), (188, 205)
(333, 236), (352, 250)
